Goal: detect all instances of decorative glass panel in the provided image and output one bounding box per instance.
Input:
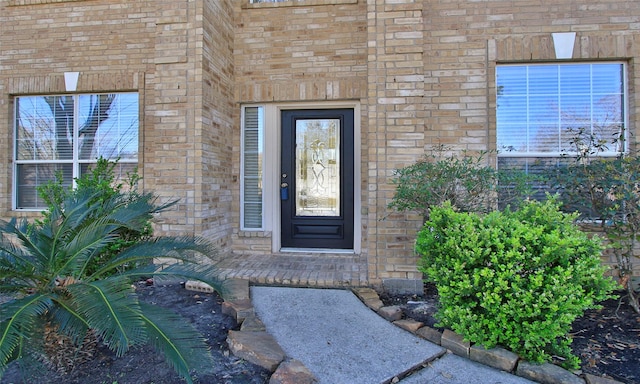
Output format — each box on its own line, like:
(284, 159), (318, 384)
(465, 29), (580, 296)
(295, 118), (340, 217)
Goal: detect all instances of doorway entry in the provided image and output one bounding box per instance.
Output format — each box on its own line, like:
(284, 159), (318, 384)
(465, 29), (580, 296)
(280, 109), (354, 249)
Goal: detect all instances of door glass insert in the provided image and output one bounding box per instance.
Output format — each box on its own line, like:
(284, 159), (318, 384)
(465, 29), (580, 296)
(295, 118), (340, 217)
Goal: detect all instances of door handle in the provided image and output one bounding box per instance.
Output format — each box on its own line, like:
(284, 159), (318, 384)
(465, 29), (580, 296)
(280, 182), (289, 200)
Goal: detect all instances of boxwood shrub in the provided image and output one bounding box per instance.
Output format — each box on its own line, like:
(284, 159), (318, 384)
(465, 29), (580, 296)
(416, 198), (616, 367)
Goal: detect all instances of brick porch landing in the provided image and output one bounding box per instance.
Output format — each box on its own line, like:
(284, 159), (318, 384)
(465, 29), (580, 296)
(211, 253), (369, 288)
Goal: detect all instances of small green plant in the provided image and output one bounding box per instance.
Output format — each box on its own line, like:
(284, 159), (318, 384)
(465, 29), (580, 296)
(0, 179), (222, 383)
(550, 130), (640, 314)
(416, 198), (616, 367)
(37, 158), (152, 276)
(388, 146), (536, 221)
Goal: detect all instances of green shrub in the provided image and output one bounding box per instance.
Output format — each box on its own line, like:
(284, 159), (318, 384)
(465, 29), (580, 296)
(388, 146), (536, 222)
(416, 198), (616, 367)
(0, 163), (223, 383)
(37, 158), (152, 277)
(550, 145), (640, 314)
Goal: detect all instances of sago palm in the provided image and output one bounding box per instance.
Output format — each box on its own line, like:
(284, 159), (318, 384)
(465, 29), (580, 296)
(0, 186), (223, 383)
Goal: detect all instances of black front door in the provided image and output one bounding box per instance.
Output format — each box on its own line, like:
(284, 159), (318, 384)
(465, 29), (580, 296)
(280, 109), (354, 249)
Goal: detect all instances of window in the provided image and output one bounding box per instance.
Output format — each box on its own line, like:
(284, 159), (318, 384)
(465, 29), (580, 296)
(241, 106), (264, 230)
(496, 63), (626, 174)
(14, 93), (139, 209)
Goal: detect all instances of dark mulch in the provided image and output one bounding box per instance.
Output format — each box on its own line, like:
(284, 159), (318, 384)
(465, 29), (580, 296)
(1, 282), (271, 384)
(380, 284), (640, 384)
(3, 282), (638, 384)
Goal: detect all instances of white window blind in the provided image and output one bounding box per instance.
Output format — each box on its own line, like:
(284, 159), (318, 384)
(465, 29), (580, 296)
(241, 106), (264, 229)
(497, 63), (625, 159)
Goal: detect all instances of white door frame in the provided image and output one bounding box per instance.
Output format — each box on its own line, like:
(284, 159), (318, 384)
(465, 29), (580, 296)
(261, 101), (361, 254)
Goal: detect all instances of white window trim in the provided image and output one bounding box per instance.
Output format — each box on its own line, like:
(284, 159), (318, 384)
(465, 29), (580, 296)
(240, 101), (361, 254)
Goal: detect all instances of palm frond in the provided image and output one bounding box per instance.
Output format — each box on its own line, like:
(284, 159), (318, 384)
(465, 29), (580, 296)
(0, 294), (52, 372)
(44, 192), (100, 266)
(50, 193), (170, 278)
(0, 219), (45, 273)
(65, 279), (146, 356)
(52, 216), (122, 278)
(101, 194), (156, 230)
(135, 302), (214, 384)
(49, 293), (92, 345)
(88, 236), (216, 279)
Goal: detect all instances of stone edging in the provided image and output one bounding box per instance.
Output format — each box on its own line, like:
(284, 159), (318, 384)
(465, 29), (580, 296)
(352, 287), (625, 384)
(186, 280), (623, 384)
(187, 279), (318, 384)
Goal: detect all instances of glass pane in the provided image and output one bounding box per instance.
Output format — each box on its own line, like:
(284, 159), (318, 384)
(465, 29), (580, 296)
(295, 118), (340, 217)
(15, 96), (73, 161)
(528, 66), (558, 95)
(592, 64), (623, 94)
(497, 63), (625, 156)
(497, 123), (527, 153)
(78, 93), (139, 160)
(242, 107), (263, 229)
(496, 95), (526, 125)
(559, 64), (590, 94)
(16, 163), (72, 209)
(496, 66), (526, 96)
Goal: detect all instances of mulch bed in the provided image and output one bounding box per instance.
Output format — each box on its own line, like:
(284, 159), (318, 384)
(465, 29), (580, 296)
(1, 282), (271, 384)
(380, 284), (640, 384)
(2, 281), (638, 383)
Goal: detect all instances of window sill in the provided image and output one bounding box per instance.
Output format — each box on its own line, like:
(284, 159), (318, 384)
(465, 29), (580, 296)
(242, 0), (357, 9)
(238, 231), (272, 238)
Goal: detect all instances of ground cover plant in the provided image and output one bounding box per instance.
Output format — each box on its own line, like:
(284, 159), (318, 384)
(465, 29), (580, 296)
(415, 199), (617, 368)
(0, 160), (223, 383)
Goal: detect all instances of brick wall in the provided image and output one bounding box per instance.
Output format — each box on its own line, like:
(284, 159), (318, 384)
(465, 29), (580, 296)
(410, 0), (640, 278)
(0, 1), (157, 220)
(231, 0), (368, 254)
(0, 0), (238, 252)
(199, 0), (236, 249)
(233, 0), (367, 103)
(365, 0), (425, 283)
(344, 0), (640, 283)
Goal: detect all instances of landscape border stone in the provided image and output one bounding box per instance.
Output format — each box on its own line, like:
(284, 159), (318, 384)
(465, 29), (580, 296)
(187, 279), (318, 382)
(186, 281), (625, 384)
(352, 286), (625, 384)
(470, 345), (519, 372)
(441, 329), (471, 358)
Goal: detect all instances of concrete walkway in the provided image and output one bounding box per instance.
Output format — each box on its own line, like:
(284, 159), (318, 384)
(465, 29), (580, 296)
(251, 286), (535, 384)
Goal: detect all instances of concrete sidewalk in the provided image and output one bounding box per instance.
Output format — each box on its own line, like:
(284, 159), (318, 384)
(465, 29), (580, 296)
(251, 286), (535, 384)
